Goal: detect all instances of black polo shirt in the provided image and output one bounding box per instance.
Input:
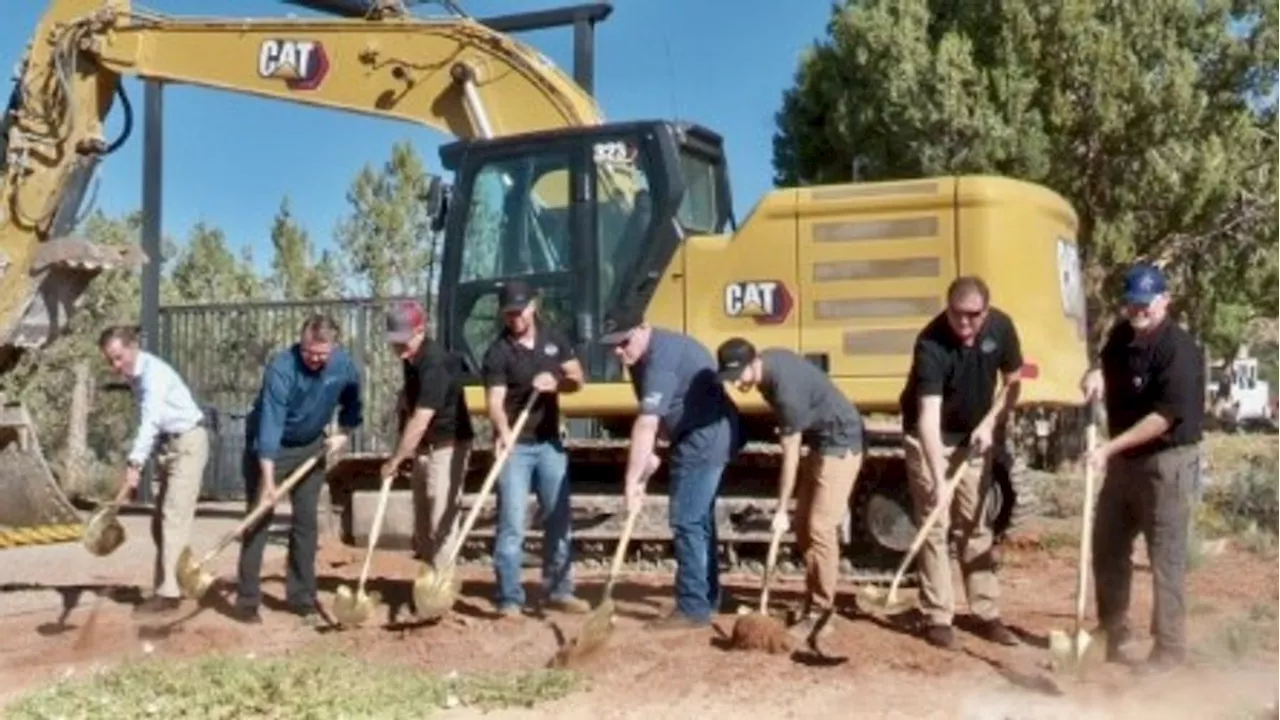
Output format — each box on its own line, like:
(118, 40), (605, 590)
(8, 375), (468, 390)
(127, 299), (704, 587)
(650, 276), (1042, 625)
(403, 340), (474, 445)
(899, 307), (1023, 439)
(481, 321), (576, 444)
(1099, 317), (1204, 455)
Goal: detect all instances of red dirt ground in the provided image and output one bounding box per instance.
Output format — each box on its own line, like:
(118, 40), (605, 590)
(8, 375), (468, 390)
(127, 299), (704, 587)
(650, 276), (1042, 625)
(2, 521), (1277, 719)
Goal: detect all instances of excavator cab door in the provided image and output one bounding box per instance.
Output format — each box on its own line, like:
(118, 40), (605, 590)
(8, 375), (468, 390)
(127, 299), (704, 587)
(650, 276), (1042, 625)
(436, 121), (716, 385)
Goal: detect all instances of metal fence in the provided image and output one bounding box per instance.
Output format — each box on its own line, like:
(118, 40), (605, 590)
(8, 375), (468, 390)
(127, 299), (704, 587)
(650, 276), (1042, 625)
(157, 295), (426, 500)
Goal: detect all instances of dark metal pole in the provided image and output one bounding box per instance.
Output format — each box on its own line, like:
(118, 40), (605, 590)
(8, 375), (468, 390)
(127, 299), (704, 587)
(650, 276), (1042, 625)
(138, 79), (163, 503)
(573, 16), (595, 95)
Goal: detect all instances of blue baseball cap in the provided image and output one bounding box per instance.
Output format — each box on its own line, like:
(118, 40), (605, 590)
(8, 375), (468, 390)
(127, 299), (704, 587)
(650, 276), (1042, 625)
(1122, 263), (1167, 305)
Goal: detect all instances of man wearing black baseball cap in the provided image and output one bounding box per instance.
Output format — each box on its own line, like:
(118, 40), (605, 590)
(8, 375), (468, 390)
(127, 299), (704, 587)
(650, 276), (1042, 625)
(1081, 262), (1204, 673)
(716, 337), (864, 643)
(479, 279), (591, 616)
(599, 305), (741, 630)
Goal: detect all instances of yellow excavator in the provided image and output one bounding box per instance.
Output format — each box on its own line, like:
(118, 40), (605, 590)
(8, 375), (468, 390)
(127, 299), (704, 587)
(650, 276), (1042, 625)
(3, 0), (1089, 576)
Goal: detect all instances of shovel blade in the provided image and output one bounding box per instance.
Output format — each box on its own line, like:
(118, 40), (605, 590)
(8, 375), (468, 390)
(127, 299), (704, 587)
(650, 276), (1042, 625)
(412, 565), (459, 621)
(333, 585), (380, 628)
(552, 599), (615, 668)
(1048, 628), (1093, 674)
(855, 585), (915, 617)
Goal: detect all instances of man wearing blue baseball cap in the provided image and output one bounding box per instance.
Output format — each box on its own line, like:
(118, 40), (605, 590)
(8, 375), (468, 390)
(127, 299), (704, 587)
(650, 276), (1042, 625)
(1081, 262), (1204, 673)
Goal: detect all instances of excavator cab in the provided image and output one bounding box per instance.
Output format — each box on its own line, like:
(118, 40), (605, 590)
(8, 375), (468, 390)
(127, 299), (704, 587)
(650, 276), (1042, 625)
(436, 120), (732, 385)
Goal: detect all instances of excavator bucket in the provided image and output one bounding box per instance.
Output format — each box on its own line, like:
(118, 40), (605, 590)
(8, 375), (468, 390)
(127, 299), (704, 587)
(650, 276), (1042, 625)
(0, 400), (85, 549)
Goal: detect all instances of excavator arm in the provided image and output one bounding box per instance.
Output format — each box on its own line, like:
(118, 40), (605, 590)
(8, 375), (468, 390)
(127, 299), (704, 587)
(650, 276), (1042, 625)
(2, 0), (705, 548)
(2, 0), (607, 368)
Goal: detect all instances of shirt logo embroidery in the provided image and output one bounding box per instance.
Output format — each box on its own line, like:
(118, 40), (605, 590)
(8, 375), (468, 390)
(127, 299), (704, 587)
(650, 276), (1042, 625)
(544, 343), (558, 356)
(980, 338), (997, 354)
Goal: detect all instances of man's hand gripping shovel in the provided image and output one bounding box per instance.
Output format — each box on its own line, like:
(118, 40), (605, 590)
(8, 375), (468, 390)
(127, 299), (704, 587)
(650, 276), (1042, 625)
(175, 440), (340, 600)
(856, 364), (1035, 617)
(411, 393), (539, 622)
(1048, 397), (1103, 677)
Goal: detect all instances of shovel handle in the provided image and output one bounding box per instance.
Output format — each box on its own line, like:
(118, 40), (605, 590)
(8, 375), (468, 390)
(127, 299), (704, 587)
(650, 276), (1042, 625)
(759, 518), (785, 613)
(884, 372), (1025, 599)
(602, 455), (658, 600)
(439, 392), (539, 571)
(198, 451), (324, 567)
(356, 472), (396, 595)
(1074, 399), (1102, 630)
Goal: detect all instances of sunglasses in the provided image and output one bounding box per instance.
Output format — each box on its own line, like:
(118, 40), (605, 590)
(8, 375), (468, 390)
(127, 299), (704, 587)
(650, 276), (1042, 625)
(947, 306), (986, 321)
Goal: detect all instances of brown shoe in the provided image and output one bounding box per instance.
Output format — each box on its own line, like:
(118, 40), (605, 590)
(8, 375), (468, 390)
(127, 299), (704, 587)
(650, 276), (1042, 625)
(544, 595), (591, 615)
(976, 618), (1020, 646)
(647, 612), (710, 631)
(924, 624), (958, 649)
(132, 596), (181, 617)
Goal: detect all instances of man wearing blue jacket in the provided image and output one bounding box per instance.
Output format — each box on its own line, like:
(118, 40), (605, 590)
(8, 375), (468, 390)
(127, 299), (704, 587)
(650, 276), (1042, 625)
(234, 314), (363, 625)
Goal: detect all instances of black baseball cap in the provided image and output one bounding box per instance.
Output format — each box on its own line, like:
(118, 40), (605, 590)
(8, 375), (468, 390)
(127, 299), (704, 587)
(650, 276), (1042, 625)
(598, 305), (645, 345)
(498, 279), (535, 312)
(716, 337), (757, 382)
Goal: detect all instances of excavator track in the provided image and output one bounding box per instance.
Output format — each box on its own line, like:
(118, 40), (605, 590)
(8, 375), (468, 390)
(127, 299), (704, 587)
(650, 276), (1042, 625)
(0, 401), (86, 550)
(329, 427), (924, 582)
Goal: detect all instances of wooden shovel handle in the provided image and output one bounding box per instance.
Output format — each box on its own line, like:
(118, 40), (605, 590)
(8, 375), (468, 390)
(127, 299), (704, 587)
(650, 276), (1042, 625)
(602, 455), (659, 599)
(885, 372), (1025, 598)
(1074, 398), (1102, 629)
(759, 519), (785, 612)
(439, 392), (539, 571)
(198, 450), (324, 567)
(355, 471), (396, 595)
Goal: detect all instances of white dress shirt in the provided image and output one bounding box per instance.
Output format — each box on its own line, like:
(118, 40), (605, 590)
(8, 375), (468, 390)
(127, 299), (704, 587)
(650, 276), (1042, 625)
(127, 351), (205, 466)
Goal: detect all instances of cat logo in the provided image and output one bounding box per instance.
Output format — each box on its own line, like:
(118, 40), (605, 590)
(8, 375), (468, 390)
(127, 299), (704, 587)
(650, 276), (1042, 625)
(257, 40), (330, 91)
(723, 280), (793, 325)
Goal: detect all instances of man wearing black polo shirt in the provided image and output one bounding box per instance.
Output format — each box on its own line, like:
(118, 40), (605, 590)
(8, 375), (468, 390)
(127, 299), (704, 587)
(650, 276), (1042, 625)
(898, 276), (1022, 650)
(1081, 263), (1203, 672)
(380, 300), (475, 573)
(481, 280), (591, 616)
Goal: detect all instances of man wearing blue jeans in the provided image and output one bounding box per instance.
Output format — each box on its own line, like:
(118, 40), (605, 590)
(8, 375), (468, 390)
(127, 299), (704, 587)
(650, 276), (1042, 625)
(599, 305), (741, 629)
(481, 280), (591, 616)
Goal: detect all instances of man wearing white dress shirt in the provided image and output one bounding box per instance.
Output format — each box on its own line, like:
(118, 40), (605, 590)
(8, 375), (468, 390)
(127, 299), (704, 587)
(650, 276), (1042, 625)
(100, 325), (210, 616)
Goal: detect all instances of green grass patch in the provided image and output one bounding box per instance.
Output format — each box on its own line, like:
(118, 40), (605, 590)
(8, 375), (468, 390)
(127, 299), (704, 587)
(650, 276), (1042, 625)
(6, 653), (582, 719)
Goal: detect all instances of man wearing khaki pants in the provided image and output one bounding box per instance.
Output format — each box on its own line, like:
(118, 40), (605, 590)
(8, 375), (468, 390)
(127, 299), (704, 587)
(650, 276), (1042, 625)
(100, 325), (210, 617)
(380, 300), (474, 571)
(898, 276), (1022, 650)
(715, 337), (864, 643)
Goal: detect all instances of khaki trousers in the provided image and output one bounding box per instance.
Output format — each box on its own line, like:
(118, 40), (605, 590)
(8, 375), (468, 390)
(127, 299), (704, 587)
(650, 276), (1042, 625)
(411, 440), (472, 569)
(793, 447), (863, 611)
(904, 436), (999, 626)
(152, 425), (210, 598)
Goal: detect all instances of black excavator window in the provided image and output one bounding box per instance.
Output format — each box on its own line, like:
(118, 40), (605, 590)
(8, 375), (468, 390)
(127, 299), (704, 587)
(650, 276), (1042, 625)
(436, 121), (731, 383)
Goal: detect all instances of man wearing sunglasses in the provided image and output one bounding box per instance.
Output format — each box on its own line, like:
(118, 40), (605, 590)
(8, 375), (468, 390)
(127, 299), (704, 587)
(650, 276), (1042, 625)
(380, 299), (475, 575)
(480, 280), (591, 617)
(1080, 262), (1203, 673)
(236, 313), (363, 626)
(599, 305), (742, 630)
(898, 276), (1023, 650)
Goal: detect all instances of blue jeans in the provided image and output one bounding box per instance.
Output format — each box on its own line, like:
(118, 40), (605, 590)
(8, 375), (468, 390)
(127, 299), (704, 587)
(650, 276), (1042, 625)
(668, 460), (726, 623)
(493, 440), (574, 608)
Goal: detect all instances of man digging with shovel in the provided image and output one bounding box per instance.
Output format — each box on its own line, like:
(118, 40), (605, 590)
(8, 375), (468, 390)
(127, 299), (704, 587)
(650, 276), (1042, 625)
(480, 280), (591, 617)
(99, 325), (210, 617)
(715, 337), (865, 649)
(896, 276), (1022, 650)
(1080, 263), (1204, 675)
(233, 314), (363, 627)
(598, 306), (742, 631)
(379, 300), (475, 583)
